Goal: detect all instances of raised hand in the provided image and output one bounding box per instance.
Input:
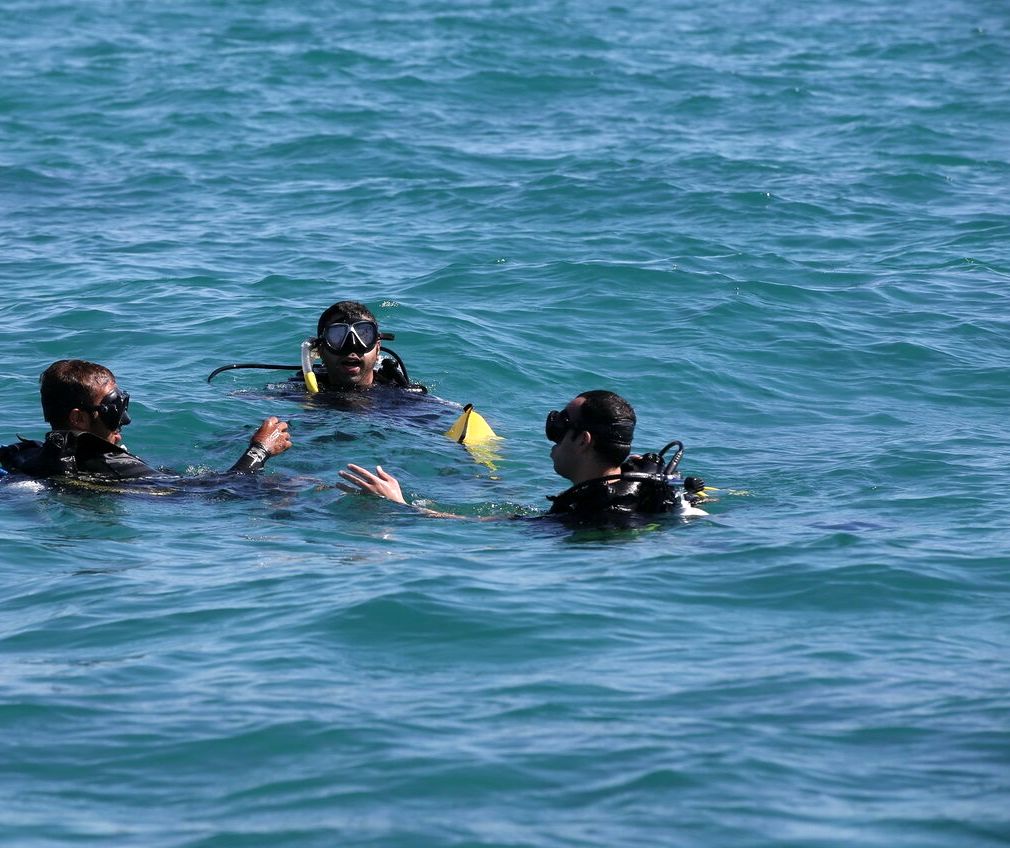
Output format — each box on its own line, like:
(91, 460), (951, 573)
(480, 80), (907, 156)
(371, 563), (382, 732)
(337, 463), (406, 504)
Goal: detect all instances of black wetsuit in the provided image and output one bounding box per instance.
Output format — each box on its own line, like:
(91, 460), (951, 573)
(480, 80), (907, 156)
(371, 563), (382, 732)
(0, 430), (271, 481)
(545, 473), (686, 527)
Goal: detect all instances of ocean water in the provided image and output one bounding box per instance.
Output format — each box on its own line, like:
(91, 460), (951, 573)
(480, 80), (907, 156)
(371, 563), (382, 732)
(2, 0), (1009, 845)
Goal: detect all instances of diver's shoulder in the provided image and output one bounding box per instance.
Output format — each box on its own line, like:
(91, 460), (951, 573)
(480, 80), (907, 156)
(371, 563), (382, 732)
(0, 435), (42, 474)
(1, 431), (70, 477)
(1, 429), (158, 481)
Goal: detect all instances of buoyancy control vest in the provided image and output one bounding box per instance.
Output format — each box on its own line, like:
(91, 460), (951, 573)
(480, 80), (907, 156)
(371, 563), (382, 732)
(545, 441), (708, 527)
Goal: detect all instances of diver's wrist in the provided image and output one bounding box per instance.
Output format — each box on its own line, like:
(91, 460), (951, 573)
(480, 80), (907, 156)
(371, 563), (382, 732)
(245, 442), (270, 464)
(230, 441), (270, 473)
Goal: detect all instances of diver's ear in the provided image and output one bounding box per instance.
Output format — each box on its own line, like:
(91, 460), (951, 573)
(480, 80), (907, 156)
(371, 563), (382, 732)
(66, 407), (91, 430)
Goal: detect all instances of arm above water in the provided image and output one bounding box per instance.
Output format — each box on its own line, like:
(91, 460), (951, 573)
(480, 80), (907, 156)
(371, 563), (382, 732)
(337, 463), (407, 503)
(337, 463), (475, 519)
(229, 417), (292, 473)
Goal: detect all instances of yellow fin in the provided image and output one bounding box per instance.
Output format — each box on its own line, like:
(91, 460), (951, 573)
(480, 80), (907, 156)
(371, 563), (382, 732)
(445, 404), (502, 470)
(445, 404), (498, 446)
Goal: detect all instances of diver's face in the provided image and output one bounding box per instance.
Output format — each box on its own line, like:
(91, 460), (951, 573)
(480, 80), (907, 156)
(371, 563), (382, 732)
(320, 336), (380, 389)
(83, 379), (125, 445)
(549, 397), (585, 481)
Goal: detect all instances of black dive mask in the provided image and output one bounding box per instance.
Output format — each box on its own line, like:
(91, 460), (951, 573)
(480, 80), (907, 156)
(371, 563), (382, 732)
(546, 409), (575, 443)
(320, 321), (381, 355)
(85, 388), (131, 431)
(545, 408), (634, 447)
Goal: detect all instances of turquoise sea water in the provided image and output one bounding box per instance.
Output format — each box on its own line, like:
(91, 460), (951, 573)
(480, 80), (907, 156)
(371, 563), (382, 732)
(2, 0), (1009, 845)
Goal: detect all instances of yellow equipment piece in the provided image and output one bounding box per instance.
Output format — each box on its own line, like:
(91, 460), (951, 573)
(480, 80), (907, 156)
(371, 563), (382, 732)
(300, 340), (319, 394)
(445, 404), (498, 445)
(445, 404), (501, 470)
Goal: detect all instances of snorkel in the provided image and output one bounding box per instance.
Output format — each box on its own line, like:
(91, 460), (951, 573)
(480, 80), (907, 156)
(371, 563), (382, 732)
(205, 313), (420, 391)
(206, 330), (387, 392)
(300, 339), (320, 393)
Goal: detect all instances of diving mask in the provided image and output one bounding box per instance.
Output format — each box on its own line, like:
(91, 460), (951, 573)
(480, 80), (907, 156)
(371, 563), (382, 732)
(85, 387), (131, 431)
(545, 408), (634, 446)
(320, 320), (381, 355)
(545, 409), (576, 443)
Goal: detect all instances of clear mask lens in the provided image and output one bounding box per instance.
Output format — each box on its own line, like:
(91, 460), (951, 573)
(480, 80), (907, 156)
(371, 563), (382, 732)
(322, 321), (380, 354)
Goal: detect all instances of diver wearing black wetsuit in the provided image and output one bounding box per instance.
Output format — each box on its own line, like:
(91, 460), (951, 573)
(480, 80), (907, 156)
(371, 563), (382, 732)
(0, 428), (275, 480)
(338, 389), (708, 527)
(1, 359), (290, 484)
(544, 460), (707, 527)
(539, 391), (708, 526)
(312, 300), (426, 393)
(206, 299), (426, 393)
(547, 473), (675, 524)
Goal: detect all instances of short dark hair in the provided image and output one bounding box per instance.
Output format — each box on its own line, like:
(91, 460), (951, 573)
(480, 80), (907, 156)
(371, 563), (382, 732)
(576, 390), (636, 465)
(316, 301), (377, 337)
(40, 359), (115, 426)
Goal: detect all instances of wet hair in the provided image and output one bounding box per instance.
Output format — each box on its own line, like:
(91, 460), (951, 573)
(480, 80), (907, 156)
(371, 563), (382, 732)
(575, 390), (636, 465)
(40, 359), (115, 427)
(316, 301), (378, 337)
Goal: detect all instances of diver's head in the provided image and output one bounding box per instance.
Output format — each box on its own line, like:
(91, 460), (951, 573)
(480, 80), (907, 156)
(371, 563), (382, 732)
(546, 390), (635, 483)
(316, 301), (377, 337)
(316, 301), (383, 389)
(40, 359), (131, 445)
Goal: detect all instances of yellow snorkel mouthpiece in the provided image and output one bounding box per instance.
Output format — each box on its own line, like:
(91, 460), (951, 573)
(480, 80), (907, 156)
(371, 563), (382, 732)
(300, 339), (319, 394)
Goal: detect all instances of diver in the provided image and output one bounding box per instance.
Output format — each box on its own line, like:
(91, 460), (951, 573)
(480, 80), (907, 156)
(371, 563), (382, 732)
(310, 300), (424, 392)
(206, 300), (426, 394)
(1, 359), (291, 482)
(337, 390), (708, 526)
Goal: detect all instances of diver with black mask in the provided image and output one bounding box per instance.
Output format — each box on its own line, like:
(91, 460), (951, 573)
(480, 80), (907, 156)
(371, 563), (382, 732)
(1, 359), (291, 482)
(337, 389), (708, 527)
(540, 391), (707, 525)
(206, 300), (426, 394)
(310, 300), (423, 392)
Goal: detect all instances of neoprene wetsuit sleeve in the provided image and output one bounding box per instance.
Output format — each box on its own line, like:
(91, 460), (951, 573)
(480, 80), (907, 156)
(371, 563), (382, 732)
(229, 442), (271, 473)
